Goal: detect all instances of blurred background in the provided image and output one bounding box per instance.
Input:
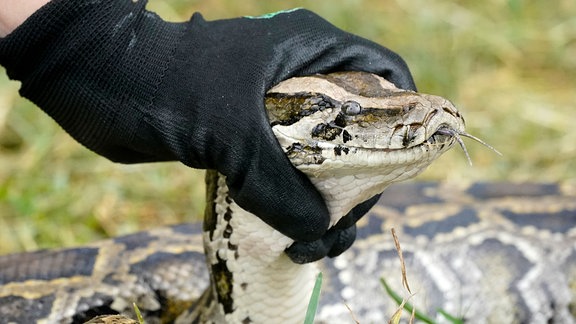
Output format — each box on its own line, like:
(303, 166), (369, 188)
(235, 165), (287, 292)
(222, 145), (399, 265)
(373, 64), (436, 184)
(1, 0), (574, 254)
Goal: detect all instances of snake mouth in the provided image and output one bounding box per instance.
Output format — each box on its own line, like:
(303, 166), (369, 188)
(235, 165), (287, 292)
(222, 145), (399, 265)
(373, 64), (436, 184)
(432, 126), (501, 165)
(427, 126), (457, 146)
(275, 123), (499, 167)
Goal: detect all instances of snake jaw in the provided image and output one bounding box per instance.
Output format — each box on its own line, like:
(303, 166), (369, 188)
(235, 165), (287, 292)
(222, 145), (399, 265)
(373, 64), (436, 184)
(434, 127), (502, 165)
(273, 128), (461, 226)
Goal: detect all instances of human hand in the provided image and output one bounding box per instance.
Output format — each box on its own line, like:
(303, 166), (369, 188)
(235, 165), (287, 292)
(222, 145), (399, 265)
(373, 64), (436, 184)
(286, 195), (381, 264)
(167, 9), (416, 247)
(0, 2), (415, 260)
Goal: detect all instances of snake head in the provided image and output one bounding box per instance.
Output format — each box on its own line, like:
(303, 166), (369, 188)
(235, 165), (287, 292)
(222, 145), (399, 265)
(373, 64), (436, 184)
(266, 72), (467, 226)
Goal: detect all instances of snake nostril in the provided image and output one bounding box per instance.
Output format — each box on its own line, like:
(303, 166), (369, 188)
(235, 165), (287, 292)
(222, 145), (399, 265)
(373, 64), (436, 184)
(442, 106), (462, 119)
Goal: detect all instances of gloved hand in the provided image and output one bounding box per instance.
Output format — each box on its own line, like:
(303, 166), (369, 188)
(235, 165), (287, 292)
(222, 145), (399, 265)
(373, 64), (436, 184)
(286, 194), (380, 264)
(0, 0), (415, 261)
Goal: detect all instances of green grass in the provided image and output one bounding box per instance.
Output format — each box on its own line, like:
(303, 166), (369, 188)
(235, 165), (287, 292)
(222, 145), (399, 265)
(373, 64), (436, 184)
(304, 272), (323, 324)
(381, 277), (464, 324)
(1, 0), (575, 254)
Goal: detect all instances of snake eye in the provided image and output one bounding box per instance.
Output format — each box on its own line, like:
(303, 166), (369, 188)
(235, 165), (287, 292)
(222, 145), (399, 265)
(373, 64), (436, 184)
(341, 101), (362, 116)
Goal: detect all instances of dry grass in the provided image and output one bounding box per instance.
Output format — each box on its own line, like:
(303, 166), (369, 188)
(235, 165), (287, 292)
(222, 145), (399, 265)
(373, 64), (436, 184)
(1, 0), (575, 254)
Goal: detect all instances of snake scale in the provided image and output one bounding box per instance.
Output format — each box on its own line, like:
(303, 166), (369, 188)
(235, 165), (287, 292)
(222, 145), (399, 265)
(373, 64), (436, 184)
(1, 72), (575, 323)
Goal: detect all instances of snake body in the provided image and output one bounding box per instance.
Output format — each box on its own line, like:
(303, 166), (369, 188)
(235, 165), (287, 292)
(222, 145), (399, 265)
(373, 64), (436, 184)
(1, 72), (574, 323)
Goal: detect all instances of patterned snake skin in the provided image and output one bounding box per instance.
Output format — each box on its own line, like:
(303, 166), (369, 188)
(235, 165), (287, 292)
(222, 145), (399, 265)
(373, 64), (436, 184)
(1, 183), (575, 323)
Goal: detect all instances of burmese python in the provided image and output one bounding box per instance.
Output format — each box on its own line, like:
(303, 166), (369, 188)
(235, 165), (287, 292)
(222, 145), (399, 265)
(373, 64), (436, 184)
(0, 72), (574, 323)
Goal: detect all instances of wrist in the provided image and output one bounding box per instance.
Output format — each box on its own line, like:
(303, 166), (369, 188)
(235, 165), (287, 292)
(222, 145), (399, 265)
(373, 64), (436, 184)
(0, 0), (51, 37)
(0, 0), (189, 163)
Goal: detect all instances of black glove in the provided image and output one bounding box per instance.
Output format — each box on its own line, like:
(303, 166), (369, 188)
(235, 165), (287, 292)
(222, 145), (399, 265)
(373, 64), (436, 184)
(286, 194), (380, 263)
(0, 1), (415, 260)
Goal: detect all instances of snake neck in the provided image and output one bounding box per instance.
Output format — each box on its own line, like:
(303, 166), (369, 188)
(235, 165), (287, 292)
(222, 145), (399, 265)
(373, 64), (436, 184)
(199, 170), (318, 323)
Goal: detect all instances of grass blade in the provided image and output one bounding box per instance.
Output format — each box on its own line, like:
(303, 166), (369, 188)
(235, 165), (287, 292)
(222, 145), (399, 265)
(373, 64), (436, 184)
(304, 272), (323, 324)
(133, 303), (145, 324)
(438, 308), (465, 324)
(380, 277), (436, 324)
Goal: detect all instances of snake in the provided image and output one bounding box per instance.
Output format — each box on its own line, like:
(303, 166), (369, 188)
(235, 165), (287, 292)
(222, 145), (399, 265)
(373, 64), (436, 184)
(1, 72), (574, 323)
